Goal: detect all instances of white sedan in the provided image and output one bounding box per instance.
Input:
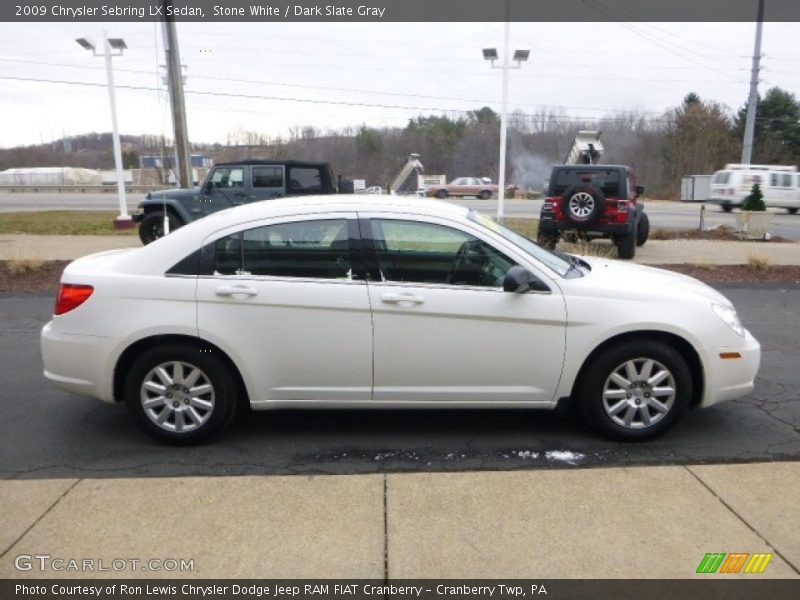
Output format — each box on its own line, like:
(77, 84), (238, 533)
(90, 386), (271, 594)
(41, 196), (761, 444)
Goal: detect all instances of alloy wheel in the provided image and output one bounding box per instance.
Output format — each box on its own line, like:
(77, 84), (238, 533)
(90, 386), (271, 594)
(140, 361), (215, 433)
(602, 357), (676, 429)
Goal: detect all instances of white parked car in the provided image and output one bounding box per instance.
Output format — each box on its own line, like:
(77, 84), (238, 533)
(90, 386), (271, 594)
(41, 196), (761, 444)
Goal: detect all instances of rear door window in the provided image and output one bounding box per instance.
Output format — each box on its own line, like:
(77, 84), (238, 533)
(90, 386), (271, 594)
(213, 219), (352, 280)
(252, 166), (284, 189)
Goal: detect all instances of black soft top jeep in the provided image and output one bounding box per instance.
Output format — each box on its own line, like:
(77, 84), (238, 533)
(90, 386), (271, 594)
(134, 160), (338, 244)
(537, 164), (649, 259)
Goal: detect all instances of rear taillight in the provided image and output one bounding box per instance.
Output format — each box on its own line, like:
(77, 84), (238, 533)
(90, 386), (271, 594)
(55, 284), (94, 315)
(542, 199), (555, 212)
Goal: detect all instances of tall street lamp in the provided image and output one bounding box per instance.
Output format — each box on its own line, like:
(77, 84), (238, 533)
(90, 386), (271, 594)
(483, 24), (529, 222)
(76, 33), (133, 229)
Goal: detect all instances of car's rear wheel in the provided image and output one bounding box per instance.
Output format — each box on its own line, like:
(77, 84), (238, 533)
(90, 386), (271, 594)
(479, 190), (492, 200)
(139, 211), (181, 245)
(436, 189), (448, 199)
(124, 344), (237, 445)
(615, 232), (636, 259)
(579, 340), (692, 440)
(636, 212), (650, 247)
(788, 207), (798, 215)
(721, 204), (733, 213)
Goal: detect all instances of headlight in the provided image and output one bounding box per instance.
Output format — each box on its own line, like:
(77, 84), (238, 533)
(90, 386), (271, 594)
(712, 303), (745, 337)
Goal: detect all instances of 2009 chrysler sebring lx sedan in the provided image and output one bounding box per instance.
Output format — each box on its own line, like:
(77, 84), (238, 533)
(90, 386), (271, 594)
(41, 196), (761, 444)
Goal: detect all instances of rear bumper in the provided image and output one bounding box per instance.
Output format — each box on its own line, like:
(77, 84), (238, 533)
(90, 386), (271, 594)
(539, 216), (634, 236)
(41, 321), (116, 403)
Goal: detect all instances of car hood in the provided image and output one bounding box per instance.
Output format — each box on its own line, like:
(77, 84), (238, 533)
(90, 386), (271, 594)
(568, 256), (731, 306)
(144, 188), (200, 201)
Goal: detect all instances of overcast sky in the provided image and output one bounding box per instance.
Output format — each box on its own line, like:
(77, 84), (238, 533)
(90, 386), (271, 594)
(0, 20), (798, 148)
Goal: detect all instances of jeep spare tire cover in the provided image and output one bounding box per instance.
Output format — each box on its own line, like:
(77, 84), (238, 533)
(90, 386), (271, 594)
(562, 185), (605, 226)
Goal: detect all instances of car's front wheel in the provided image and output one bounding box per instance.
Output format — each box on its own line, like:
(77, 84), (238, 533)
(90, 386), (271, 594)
(579, 340), (692, 440)
(138, 211), (181, 245)
(436, 189), (448, 199)
(124, 344), (238, 444)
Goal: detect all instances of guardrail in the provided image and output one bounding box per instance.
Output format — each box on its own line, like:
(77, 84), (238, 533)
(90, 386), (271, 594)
(0, 185), (173, 193)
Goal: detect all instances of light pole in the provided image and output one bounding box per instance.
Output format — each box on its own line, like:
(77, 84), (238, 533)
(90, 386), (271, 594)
(483, 25), (529, 222)
(76, 33), (132, 229)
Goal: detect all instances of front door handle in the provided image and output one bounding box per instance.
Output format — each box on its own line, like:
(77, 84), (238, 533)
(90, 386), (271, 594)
(381, 292), (425, 305)
(215, 285), (258, 297)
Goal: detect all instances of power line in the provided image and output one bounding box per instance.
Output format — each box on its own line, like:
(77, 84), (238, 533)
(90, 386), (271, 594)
(9, 74), (794, 126)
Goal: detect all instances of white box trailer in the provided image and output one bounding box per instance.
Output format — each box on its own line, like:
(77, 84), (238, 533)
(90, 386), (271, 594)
(680, 175), (712, 202)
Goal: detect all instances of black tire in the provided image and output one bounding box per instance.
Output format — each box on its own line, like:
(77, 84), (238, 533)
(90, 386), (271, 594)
(787, 207), (798, 215)
(579, 340), (692, 441)
(537, 230), (559, 250)
(479, 189), (492, 200)
(721, 204), (733, 213)
(138, 211), (181, 245)
(124, 344), (238, 445)
(435, 189), (448, 199)
(562, 186), (605, 226)
(636, 212), (650, 247)
(616, 232), (636, 259)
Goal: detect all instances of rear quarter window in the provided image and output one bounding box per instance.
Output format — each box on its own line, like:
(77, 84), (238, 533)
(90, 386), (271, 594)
(288, 167), (322, 192)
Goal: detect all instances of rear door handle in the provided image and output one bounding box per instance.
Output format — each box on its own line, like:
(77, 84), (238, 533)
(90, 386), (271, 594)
(215, 285), (258, 297)
(381, 292), (425, 305)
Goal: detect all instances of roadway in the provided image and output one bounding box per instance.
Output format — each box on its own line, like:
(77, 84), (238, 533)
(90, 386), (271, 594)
(1, 286), (798, 479)
(2, 191), (800, 240)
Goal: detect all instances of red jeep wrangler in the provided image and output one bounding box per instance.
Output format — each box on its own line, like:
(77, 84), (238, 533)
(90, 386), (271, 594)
(536, 165), (649, 259)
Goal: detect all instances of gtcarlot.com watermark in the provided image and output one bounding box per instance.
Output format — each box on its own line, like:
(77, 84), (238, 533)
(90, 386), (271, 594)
(14, 554), (195, 573)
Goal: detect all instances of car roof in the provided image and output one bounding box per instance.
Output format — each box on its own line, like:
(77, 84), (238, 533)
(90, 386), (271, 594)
(215, 160), (331, 167)
(554, 164), (629, 171)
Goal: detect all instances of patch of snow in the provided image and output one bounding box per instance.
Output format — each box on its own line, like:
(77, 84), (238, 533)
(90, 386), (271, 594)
(516, 450), (539, 459)
(545, 450), (585, 464)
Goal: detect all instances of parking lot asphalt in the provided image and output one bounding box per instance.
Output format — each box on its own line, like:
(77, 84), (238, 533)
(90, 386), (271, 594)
(1, 284), (798, 480)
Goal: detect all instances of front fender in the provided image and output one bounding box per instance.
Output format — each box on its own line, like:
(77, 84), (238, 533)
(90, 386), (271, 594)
(139, 196), (196, 224)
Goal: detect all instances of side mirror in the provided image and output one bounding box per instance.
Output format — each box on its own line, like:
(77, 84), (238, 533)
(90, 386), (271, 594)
(205, 180), (214, 194)
(635, 185), (645, 197)
(503, 266), (536, 293)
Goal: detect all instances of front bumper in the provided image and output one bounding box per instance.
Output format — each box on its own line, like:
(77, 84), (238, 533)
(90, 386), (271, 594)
(701, 328), (761, 407)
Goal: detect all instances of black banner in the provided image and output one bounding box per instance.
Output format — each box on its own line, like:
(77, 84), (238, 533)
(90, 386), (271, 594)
(4, 580), (800, 600)
(3, 0), (800, 23)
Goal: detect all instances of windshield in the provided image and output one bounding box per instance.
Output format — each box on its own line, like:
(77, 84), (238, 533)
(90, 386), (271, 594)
(467, 210), (573, 277)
